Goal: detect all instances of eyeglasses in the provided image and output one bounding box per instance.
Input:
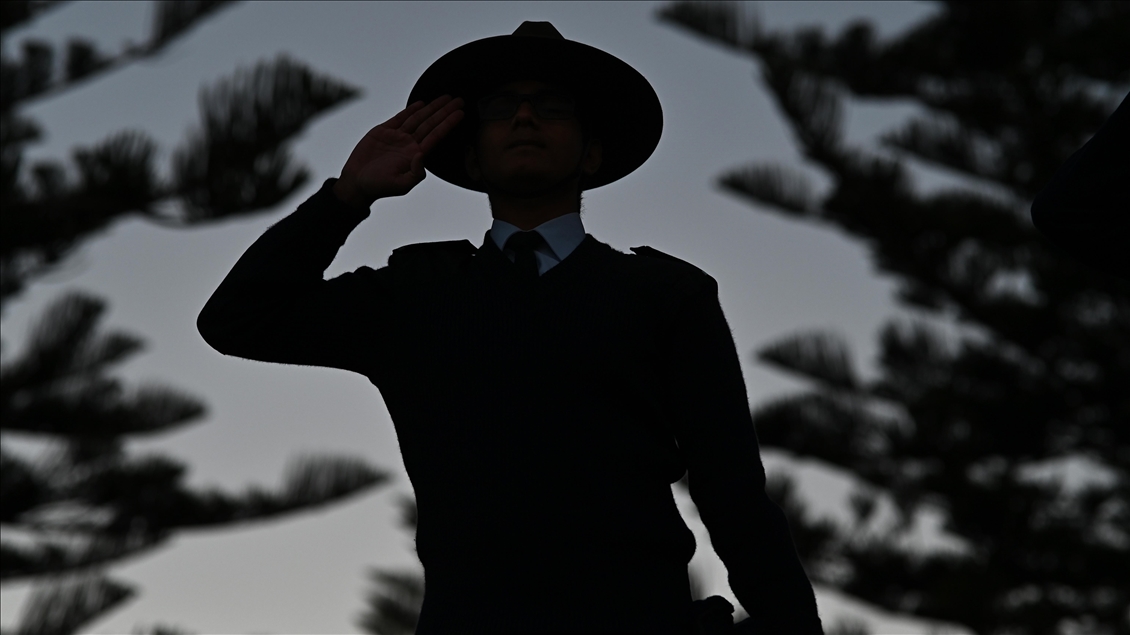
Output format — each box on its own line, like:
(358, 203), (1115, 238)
(477, 90), (577, 121)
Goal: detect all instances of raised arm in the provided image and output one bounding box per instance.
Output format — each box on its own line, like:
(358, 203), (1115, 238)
(196, 179), (381, 372)
(197, 95), (465, 372)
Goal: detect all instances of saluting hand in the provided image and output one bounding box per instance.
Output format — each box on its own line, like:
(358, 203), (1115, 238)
(334, 95), (465, 208)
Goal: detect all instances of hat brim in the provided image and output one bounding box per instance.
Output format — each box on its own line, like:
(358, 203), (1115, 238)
(407, 34), (663, 192)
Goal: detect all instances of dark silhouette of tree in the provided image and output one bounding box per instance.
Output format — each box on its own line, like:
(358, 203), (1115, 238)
(2, 2), (389, 633)
(659, 2), (1129, 634)
(357, 494), (423, 635)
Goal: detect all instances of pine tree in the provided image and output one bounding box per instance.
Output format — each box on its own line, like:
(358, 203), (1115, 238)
(659, 2), (1129, 634)
(2, 2), (388, 633)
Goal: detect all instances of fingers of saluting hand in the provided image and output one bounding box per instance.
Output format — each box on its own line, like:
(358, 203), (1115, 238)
(417, 99), (464, 155)
(401, 94), (458, 135)
(381, 100), (426, 130)
(413, 96), (463, 137)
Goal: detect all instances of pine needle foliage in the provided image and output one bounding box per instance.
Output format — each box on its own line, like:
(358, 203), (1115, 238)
(357, 494), (424, 635)
(660, 2), (1129, 634)
(1, 2), (387, 633)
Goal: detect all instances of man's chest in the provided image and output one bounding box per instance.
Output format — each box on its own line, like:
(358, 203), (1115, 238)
(379, 277), (673, 388)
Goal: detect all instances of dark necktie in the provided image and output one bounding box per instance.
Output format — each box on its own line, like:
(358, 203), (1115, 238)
(505, 231), (546, 282)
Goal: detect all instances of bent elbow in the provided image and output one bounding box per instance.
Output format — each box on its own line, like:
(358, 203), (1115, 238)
(196, 306), (223, 353)
(196, 300), (238, 356)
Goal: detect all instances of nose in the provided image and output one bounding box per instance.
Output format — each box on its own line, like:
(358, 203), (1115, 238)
(513, 98), (538, 121)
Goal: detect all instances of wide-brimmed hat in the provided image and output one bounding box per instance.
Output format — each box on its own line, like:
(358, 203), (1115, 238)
(407, 21), (663, 192)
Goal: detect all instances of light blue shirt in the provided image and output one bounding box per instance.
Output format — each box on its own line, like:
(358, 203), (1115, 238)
(490, 213), (587, 276)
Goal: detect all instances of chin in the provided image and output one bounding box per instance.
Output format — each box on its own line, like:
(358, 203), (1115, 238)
(493, 171), (571, 196)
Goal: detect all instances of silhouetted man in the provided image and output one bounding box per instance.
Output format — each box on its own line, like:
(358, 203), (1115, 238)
(198, 22), (823, 635)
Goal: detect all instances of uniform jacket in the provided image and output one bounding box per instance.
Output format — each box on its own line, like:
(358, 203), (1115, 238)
(198, 178), (823, 634)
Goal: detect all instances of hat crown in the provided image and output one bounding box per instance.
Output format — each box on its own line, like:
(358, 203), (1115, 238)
(511, 21), (564, 39)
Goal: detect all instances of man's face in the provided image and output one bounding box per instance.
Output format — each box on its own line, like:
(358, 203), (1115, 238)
(464, 80), (601, 196)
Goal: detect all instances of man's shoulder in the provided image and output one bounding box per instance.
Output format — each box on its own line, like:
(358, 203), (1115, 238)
(627, 245), (701, 270)
(386, 239), (477, 281)
(616, 244), (714, 284)
(593, 242), (717, 303)
(389, 239), (476, 265)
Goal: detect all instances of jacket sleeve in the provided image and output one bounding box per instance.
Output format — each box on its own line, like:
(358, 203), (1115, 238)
(665, 274), (823, 634)
(197, 177), (393, 375)
(1030, 91), (1129, 281)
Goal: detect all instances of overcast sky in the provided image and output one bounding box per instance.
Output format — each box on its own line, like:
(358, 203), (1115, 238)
(1, 2), (979, 633)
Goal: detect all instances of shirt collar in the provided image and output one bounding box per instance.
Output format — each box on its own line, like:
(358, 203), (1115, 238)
(490, 213), (586, 261)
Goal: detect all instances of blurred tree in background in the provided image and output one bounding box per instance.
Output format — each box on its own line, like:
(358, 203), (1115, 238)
(660, 1), (1129, 634)
(1, 2), (390, 633)
(357, 493), (422, 635)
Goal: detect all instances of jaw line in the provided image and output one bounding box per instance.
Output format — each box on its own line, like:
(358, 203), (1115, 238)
(485, 172), (577, 199)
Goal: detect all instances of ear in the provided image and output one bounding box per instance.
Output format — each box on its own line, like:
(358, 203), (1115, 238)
(582, 137), (603, 177)
(464, 144), (481, 181)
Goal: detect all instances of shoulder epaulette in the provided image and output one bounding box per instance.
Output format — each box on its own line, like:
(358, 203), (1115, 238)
(630, 245), (690, 265)
(629, 245), (714, 288)
(389, 240), (476, 277)
(392, 239), (476, 259)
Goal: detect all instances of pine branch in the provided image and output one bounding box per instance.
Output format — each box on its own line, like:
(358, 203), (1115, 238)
(356, 568), (424, 635)
(752, 392), (903, 494)
(61, 38), (112, 84)
(756, 331), (859, 392)
(149, 0), (234, 54)
(880, 116), (1008, 189)
(0, 1), (67, 35)
(12, 573), (134, 635)
(167, 54), (360, 222)
(357, 490), (423, 634)
(835, 540), (981, 625)
(3, 452), (388, 580)
(1, 2), (245, 304)
(718, 163), (817, 217)
(11, 127), (161, 216)
(71, 130), (161, 212)
(1, 296), (389, 582)
(1, 129), (163, 310)
(760, 60), (846, 168)
(1, 2), (237, 113)
(104, 453), (390, 532)
(0, 532), (166, 582)
(2, 114), (43, 191)
(2, 57), (360, 305)
(764, 473), (839, 571)
(396, 493), (417, 533)
(0, 447), (50, 523)
(276, 454), (387, 510)
(0, 293), (134, 387)
(1, 292), (206, 438)
(870, 321), (952, 407)
(3, 382), (207, 439)
(655, 1), (761, 53)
